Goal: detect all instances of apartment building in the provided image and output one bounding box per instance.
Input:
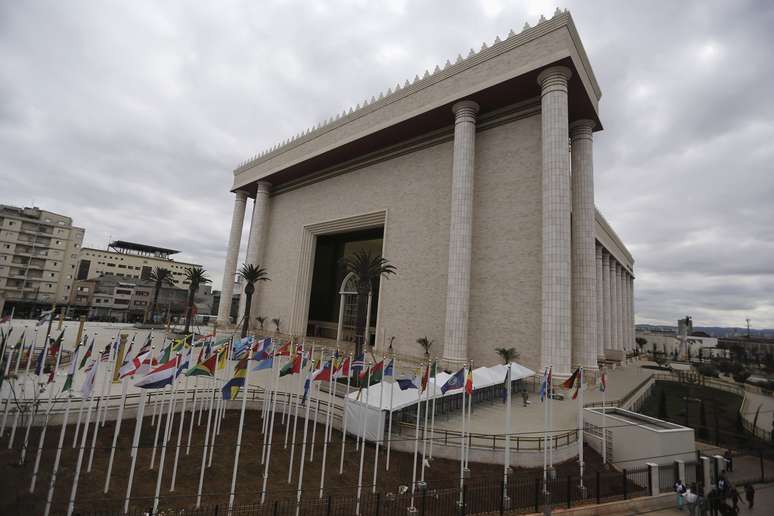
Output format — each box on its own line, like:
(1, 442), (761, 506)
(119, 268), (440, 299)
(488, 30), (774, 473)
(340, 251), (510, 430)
(0, 205), (85, 309)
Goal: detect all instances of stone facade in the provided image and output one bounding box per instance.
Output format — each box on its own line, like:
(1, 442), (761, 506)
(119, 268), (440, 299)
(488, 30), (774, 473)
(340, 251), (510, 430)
(217, 11), (635, 373)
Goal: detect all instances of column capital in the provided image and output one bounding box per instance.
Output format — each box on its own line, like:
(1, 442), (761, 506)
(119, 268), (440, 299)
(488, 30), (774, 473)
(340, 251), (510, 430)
(451, 100), (479, 121)
(570, 119), (596, 140)
(255, 181), (272, 195)
(537, 66), (572, 92)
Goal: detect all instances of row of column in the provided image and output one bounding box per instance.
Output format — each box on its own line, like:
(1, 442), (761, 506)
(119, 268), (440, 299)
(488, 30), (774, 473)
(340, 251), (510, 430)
(594, 245), (635, 356)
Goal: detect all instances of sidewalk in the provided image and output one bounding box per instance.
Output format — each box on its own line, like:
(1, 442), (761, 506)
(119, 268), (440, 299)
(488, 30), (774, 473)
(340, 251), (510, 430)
(643, 482), (774, 516)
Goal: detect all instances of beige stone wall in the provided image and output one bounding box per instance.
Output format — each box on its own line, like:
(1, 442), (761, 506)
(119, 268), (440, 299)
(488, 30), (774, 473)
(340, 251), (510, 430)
(253, 113), (543, 371)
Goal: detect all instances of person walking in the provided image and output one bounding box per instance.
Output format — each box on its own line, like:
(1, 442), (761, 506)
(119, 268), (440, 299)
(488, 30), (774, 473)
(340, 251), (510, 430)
(723, 449), (733, 472)
(685, 483), (699, 516)
(744, 482), (755, 509)
(729, 483), (740, 513)
(674, 479), (687, 511)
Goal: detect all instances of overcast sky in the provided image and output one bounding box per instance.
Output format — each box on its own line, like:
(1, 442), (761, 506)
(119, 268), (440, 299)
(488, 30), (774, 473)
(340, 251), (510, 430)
(2, 1), (773, 328)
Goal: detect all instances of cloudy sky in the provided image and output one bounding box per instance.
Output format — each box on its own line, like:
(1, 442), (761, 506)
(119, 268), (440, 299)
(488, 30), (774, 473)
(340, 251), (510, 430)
(2, 1), (773, 328)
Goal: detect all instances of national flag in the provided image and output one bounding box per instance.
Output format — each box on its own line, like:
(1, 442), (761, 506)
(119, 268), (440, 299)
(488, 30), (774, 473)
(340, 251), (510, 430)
(302, 376), (311, 405)
(62, 346), (80, 392)
(253, 337), (273, 361)
(81, 359), (98, 398)
(363, 360), (384, 382)
(252, 356), (273, 372)
(501, 366), (511, 403)
(292, 351), (304, 374)
(99, 345), (111, 361)
(176, 347), (193, 376)
(36, 309), (54, 327)
(351, 353), (365, 376)
(539, 367), (552, 402)
(441, 367), (465, 394)
(232, 336), (253, 359)
(135, 357), (179, 389)
(188, 352), (217, 377)
(464, 368), (473, 395)
(118, 336), (138, 378)
(384, 359), (394, 378)
(312, 359), (332, 382)
(274, 340), (291, 356)
(79, 337), (94, 369)
(217, 341), (230, 370)
(47, 332), (65, 383)
(334, 357), (350, 379)
(280, 351), (303, 377)
(599, 369), (607, 392)
(120, 350), (149, 379)
(571, 367), (584, 400)
(221, 357), (248, 400)
(561, 368), (580, 390)
(34, 345), (47, 375)
(420, 363), (430, 392)
(396, 377), (418, 390)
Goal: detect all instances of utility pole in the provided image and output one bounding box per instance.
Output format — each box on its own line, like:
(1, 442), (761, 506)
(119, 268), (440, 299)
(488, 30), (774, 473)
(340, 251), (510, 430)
(746, 318), (751, 338)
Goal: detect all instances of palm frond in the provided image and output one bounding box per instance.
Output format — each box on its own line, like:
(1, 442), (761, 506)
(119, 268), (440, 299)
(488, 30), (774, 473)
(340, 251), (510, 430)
(494, 347), (519, 364)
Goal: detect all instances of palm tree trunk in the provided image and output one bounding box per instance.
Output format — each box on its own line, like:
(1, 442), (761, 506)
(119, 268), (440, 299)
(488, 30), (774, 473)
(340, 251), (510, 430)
(184, 287), (195, 334)
(241, 293), (252, 339)
(354, 284), (369, 357)
(149, 286), (161, 324)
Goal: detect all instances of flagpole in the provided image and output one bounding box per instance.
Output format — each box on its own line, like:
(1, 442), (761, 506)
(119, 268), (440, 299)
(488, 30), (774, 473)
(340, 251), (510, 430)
(30, 333), (65, 490)
(309, 360), (321, 462)
(7, 329), (30, 448)
(465, 360), (473, 470)
(227, 349), (252, 513)
(260, 343), (282, 505)
(19, 330), (51, 464)
(71, 333), (94, 448)
(458, 363), (467, 510)
(542, 367), (549, 495)
(429, 357), (438, 460)
(294, 347), (316, 516)
(420, 359), (433, 485)
(86, 341), (114, 472)
(578, 367), (585, 491)
(100, 331), (120, 427)
(123, 387), (147, 514)
(386, 353), (396, 471)
(339, 352), (352, 475)
(66, 359), (99, 516)
(43, 391), (72, 516)
(195, 378), (215, 508)
(288, 341), (312, 483)
(169, 370), (189, 491)
(187, 375), (198, 454)
(152, 353), (181, 515)
(503, 363), (512, 507)
(284, 341), (299, 450)
(409, 363), (423, 513)
(0, 329), (20, 438)
(602, 369), (607, 465)
(319, 349), (336, 498)
(372, 354), (386, 493)
(104, 370), (129, 492)
(149, 383), (169, 470)
(355, 362), (372, 516)
(261, 346), (278, 465)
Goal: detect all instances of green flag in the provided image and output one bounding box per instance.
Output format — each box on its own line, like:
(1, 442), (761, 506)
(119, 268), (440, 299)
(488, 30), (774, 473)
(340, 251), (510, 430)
(78, 337), (94, 369)
(63, 346), (80, 392)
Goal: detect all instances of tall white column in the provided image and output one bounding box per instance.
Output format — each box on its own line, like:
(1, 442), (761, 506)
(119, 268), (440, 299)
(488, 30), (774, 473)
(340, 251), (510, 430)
(217, 191), (248, 325)
(537, 66), (573, 376)
(624, 271), (631, 351)
(602, 251), (612, 354)
(442, 100), (479, 366)
(629, 274), (636, 349)
(619, 266), (626, 351)
(570, 119), (597, 369)
(595, 246), (604, 358)
(612, 262), (622, 350)
(238, 181), (272, 324)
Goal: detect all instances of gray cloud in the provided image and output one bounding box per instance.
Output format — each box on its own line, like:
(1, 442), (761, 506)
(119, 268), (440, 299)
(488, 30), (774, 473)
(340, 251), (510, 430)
(2, 0), (773, 327)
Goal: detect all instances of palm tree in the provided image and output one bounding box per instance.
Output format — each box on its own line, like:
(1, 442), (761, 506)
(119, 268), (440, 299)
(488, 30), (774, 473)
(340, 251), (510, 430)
(238, 264), (269, 338)
(495, 347), (519, 365)
(256, 316), (266, 331)
(146, 267), (174, 324)
(183, 267), (211, 334)
(417, 337), (433, 358)
(340, 249), (397, 356)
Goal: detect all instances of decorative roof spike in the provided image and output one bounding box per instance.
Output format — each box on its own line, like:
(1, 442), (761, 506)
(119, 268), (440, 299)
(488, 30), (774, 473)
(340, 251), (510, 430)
(523, 22), (530, 30)
(433, 64), (441, 74)
(404, 79), (410, 87)
(456, 53), (463, 63)
(554, 7), (562, 17)
(348, 107), (353, 114)
(422, 69), (429, 79)
(355, 103), (360, 110)
(480, 42), (488, 51)
(444, 59), (451, 68)
(378, 91), (384, 100)
(371, 96), (376, 103)
(413, 74), (420, 83)
(395, 82), (401, 91)
(508, 29), (516, 38)
(387, 87), (392, 95)
(494, 35), (501, 44)
(539, 14), (547, 23)
(468, 48), (475, 57)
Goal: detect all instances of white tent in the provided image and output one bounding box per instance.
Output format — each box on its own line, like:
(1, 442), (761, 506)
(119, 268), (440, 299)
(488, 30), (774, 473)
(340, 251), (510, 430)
(344, 362), (535, 441)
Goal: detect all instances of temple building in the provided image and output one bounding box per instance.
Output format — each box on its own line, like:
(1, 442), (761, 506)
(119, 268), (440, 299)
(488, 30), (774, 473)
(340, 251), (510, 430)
(217, 10), (634, 376)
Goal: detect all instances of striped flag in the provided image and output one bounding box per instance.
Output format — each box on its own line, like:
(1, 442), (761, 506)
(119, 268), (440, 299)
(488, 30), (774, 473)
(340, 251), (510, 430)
(539, 366), (552, 402)
(62, 346), (80, 392)
(81, 359), (98, 398)
(36, 309), (54, 327)
(135, 358), (178, 389)
(221, 357), (248, 400)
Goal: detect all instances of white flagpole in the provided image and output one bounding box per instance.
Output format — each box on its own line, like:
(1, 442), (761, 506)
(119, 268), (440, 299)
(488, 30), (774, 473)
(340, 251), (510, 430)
(8, 329), (31, 448)
(261, 348), (279, 465)
(458, 363), (467, 509)
(207, 362), (222, 467)
(152, 353), (181, 515)
(429, 358), (438, 460)
(260, 345), (282, 505)
(420, 360), (433, 484)
(503, 364), (512, 505)
(86, 346), (113, 471)
(602, 369), (607, 465)
(294, 349), (316, 515)
(548, 372), (554, 469)
(227, 350), (252, 512)
(409, 365), (424, 513)
(20, 331), (51, 464)
(29, 337), (65, 491)
(339, 353), (352, 475)
(578, 367), (585, 490)
(71, 333), (94, 448)
(386, 354), (396, 471)
(543, 368), (548, 494)
(104, 373), (129, 492)
(355, 363), (372, 516)
(195, 376), (204, 426)
(195, 378), (216, 508)
(372, 355), (386, 492)
(309, 365), (321, 462)
(319, 351), (336, 498)
(170, 372), (190, 491)
(66, 359), (99, 516)
(285, 344), (300, 450)
(123, 388), (147, 514)
(288, 342), (313, 483)
(43, 392), (73, 516)
(100, 332), (120, 427)
(149, 384), (170, 469)
(186, 374), (198, 454)
(465, 362), (473, 470)
(0, 332), (18, 437)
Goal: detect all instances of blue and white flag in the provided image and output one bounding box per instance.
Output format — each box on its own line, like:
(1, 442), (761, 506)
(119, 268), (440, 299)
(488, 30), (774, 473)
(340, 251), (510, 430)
(384, 359), (394, 378)
(441, 367), (465, 394)
(352, 352), (365, 376)
(232, 336), (253, 359)
(539, 366), (552, 402)
(396, 377), (418, 390)
(253, 357), (274, 372)
(136, 358), (178, 389)
(253, 337), (273, 361)
(36, 309), (54, 327)
(34, 346), (47, 375)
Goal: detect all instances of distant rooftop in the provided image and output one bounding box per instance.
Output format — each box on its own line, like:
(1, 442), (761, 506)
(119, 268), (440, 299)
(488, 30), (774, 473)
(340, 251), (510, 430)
(108, 240), (180, 258)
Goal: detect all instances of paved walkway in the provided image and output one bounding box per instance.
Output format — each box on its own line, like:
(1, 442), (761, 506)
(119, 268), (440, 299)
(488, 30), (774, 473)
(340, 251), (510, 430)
(644, 482), (774, 516)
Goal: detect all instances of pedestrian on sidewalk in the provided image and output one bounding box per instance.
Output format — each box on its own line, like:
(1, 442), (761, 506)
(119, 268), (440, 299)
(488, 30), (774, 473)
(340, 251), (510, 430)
(685, 483), (699, 516)
(743, 482), (754, 509)
(674, 479), (687, 510)
(728, 483), (740, 513)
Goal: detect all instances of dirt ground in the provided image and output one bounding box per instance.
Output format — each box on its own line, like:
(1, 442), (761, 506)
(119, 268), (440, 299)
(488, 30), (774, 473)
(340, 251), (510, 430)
(0, 406), (602, 514)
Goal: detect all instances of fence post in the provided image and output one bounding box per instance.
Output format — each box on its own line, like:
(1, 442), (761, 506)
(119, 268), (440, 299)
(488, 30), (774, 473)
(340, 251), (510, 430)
(622, 469), (628, 500)
(647, 463), (659, 496)
(760, 450), (765, 482)
(326, 494), (332, 516)
(566, 475), (572, 508)
(534, 477), (540, 513)
(213, 504), (219, 516)
(421, 488), (427, 516)
(499, 478), (505, 516)
(273, 499), (278, 516)
(375, 492), (381, 516)
(596, 470), (602, 505)
(700, 456), (711, 495)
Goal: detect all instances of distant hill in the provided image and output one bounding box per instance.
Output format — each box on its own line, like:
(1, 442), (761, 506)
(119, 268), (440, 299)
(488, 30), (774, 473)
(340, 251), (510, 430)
(636, 324), (774, 338)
